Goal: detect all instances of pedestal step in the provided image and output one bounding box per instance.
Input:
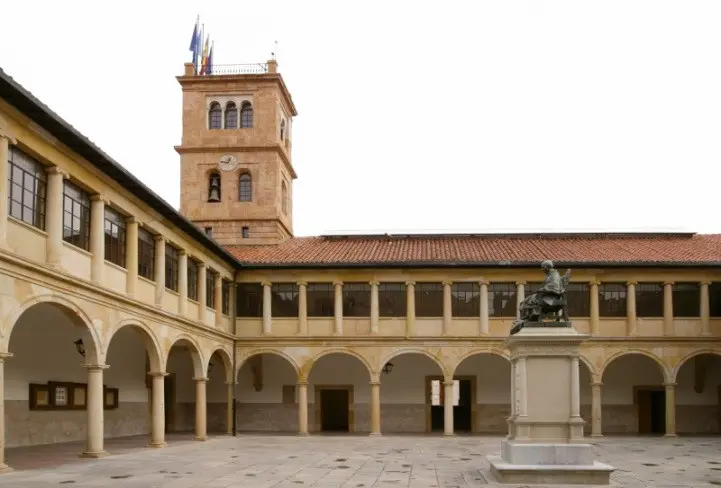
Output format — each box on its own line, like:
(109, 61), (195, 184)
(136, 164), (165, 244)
(487, 455), (614, 485)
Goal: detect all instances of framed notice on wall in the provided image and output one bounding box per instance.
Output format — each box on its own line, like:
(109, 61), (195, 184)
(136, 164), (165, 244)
(28, 382), (119, 411)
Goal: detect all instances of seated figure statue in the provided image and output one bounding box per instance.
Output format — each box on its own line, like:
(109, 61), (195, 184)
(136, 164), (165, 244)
(510, 260), (571, 335)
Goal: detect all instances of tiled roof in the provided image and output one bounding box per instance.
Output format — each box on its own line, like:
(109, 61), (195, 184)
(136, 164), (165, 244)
(226, 233), (721, 268)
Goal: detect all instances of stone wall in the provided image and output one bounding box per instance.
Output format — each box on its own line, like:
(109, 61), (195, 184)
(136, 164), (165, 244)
(677, 405), (719, 434)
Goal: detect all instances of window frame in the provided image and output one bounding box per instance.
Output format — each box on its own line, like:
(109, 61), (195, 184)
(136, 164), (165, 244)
(451, 282), (480, 317)
(488, 283), (517, 317)
(206, 269), (216, 309)
(236, 283), (263, 317)
(240, 101), (253, 128)
(137, 227), (155, 281)
(103, 206), (126, 268)
(342, 283), (371, 317)
(636, 283), (664, 318)
(62, 180), (91, 251)
(187, 258), (199, 301)
(379, 283), (406, 317)
(7, 147), (47, 230)
(221, 279), (231, 315)
(271, 283), (299, 317)
(307, 283), (334, 317)
(224, 102), (237, 129)
(672, 282), (700, 317)
(239, 173), (252, 201)
(415, 282), (444, 317)
(208, 102), (222, 130)
(165, 244), (179, 292)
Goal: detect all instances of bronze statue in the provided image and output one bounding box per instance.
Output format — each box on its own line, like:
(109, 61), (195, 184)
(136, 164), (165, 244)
(510, 260), (571, 335)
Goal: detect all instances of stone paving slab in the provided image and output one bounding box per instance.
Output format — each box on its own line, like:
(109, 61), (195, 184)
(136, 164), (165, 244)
(0, 435), (720, 487)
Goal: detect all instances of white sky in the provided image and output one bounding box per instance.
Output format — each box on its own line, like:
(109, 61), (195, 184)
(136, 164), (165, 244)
(2, 1), (721, 236)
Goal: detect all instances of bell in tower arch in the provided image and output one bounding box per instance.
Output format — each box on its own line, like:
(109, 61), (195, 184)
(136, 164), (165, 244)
(208, 173), (221, 202)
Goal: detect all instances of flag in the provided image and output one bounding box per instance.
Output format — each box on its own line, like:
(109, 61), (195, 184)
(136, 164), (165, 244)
(200, 34), (210, 74)
(189, 16), (200, 70)
(206, 41), (214, 75)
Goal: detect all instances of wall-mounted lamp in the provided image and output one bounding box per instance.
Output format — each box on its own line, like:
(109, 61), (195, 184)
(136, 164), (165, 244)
(382, 361), (394, 375)
(74, 339), (86, 358)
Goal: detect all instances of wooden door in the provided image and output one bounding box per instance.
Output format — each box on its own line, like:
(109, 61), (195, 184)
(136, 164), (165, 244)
(320, 389), (349, 432)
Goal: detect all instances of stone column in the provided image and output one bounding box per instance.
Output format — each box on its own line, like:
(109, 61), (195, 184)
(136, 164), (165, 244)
(262, 281), (272, 335)
(297, 381), (308, 436)
(82, 364), (109, 458)
(0, 125), (15, 250)
(154, 236), (165, 306)
(442, 281), (452, 335)
(45, 167), (67, 266)
(590, 382), (602, 437)
(701, 281), (711, 336)
(626, 281), (637, 336)
(664, 382), (677, 437)
(89, 195), (105, 284)
(214, 273), (222, 326)
(333, 281), (343, 335)
(194, 377), (208, 441)
(405, 281), (415, 337)
(570, 356), (580, 420)
(125, 218), (138, 296)
(479, 280), (489, 336)
(443, 380), (454, 436)
(663, 281), (674, 336)
(298, 281), (308, 335)
(0, 353), (13, 472)
(370, 381), (381, 436)
(148, 372), (167, 447)
(589, 281), (600, 336)
(197, 263), (207, 322)
(516, 282), (526, 319)
(225, 381), (234, 435)
(370, 281), (380, 334)
(178, 251), (188, 315)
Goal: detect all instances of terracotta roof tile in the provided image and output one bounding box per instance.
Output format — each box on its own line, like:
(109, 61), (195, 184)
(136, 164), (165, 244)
(225, 233), (721, 267)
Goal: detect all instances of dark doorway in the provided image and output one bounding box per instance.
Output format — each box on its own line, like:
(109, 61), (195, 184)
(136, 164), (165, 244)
(320, 389), (349, 432)
(454, 379), (472, 432)
(164, 375), (175, 432)
(637, 388), (665, 434)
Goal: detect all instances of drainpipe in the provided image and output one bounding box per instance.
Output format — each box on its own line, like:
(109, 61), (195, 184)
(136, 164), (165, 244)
(232, 268), (238, 436)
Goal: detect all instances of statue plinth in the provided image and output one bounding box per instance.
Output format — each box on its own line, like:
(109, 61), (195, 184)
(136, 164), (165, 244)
(487, 323), (614, 485)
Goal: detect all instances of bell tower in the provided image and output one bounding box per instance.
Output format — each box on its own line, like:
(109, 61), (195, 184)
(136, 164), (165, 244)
(176, 59), (297, 246)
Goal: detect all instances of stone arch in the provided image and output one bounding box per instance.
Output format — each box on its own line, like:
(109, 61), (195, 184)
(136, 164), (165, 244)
(207, 344), (233, 382)
(671, 349), (721, 383)
(235, 349), (300, 379)
(578, 355), (598, 381)
(449, 349), (509, 377)
(4, 294), (101, 364)
(601, 349), (670, 383)
(165, 334), (205, 379)
(378, 348), (448, 379)
(302, 348), (373, 382)
(105, 318), (163, 373)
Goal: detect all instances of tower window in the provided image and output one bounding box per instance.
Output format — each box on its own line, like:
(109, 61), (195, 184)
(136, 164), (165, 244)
(204, 227), (213, 237)
(208, 173), (221, 202)
(239, 173), (252, 201)
(208, 102), (222, 130)
(240, 101), (253, 128)
(280, 119), (286, 141)
(224, 102), (237, 129)
(281, 180), (288, 214)
(242, 226), (249, 238)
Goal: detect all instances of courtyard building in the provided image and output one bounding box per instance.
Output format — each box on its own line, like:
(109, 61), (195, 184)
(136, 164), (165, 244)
(0, 57), (718, 474)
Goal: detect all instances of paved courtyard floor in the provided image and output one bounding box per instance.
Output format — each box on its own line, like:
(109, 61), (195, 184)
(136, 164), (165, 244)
(0, 434), (720, 487)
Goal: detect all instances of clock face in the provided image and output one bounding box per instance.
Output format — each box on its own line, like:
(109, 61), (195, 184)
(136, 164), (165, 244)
(219, 154), (238, 172)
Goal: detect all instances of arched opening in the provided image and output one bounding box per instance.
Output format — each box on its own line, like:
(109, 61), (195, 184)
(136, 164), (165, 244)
(235, 353), (298, 433)
(238, 173), (252, 202)
(307, 352), (371, 433)
(281, 180), (288, 214)
(206, 348), (233, 434)
(674, 352), (721, 434)
(240, 101), (253, 128)
(208, 172), (221, 202)
(224, 102), (237, 129)
(602, 353), (666, 435)
(378, 352), (444, 433)
(208, 102), (222, 129)
(454, 353), (510, 434)
(5, 301), (99, 450)
(165, 339), (203, 437)
(104, 323), (162, 446)
(280, 119), (286, 140)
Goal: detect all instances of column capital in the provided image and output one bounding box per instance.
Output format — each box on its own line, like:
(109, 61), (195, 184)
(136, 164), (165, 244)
(370, 280), (379, 286)
(90, 194), (109, 205)
(590, 381), (603, 388)
(478, 280), (489, 286)
(626, 280), (638, 286)
(193, 376), (209, 382)
(296, 280), (308, 287)
(46, 166), (69, 179)
(663, 281), (675, 286)
(147, 371), (169, 378)
(197, 261), (206, 269)
(83, 364), (109, 371)
(0, 126), (16, 144)
(589, 280), (601, 287)
(178, 249), (188, 256)
(443, 380), (455, 387)
(261, 281), (272, 287)
(153, 234), (165, 243)
(0, 352), (13, 362)
(333, 280), (343, 287)
(124, 215), (141, 225)
(405, 280), (415, 287)
(515, 281), (526, 286)
(296, 380), (308, 386)
(442, 280), (452, 286)
(664, 382), (677, 388)
(369, 380), (381, 386)
(701, 280), (712, 286)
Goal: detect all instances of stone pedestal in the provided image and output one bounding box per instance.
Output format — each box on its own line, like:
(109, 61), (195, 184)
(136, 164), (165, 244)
(487, 324), (614, 485)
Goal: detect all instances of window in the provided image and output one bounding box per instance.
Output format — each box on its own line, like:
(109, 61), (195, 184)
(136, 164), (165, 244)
(307, 283), (334, 317)
(224, 102), (237, 129)
(343, 283), (371, 316)
(62, 181), (91, 250)
(7, 147), (46, 230)
(222, 279), (231, 315)
(239, 173), (252, 201)
(236, 283), (262, 317)
(206, 270), (216, 309)
(272, 283), (299, 317)
(636, 283), (663, 317)
(240, 101), (253, 128)
(673, 282), (700, 317)
(137, 227), (155, 280)
(104, 207), (126, 267)
(488, 283), (516, 317)
(242, 226), (249, 238)
(280, 119), (286, 140)
(208, 102), (222, 129)
(599, 283), (626, 317)
(204, 227), (213, 238)
(710, 283), (721, 317)
(566, 283), (590, 317)
(415, 283), (443, 317)
(165, 244), (179, 292)
(379, 283), (406, 317)
(208, 172), (221, 202)
(282, 180), (288, 214)
(187, 258), (198, 300)
(451, 283), (480, 317)
(525, 282), (542, 296)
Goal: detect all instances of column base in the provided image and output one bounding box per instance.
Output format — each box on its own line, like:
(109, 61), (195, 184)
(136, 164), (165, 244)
(443, 432), (455, 437)
(193, 436), (208, 441)
(147, 441), (167, 448)
(80, 450), (110, 459)
(0, 463), (13, 474)
(590, 433), (603, 438)
(369, 432), (382, 437)
(297, 432), (309, 437)
(663, 433), (678, 438)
